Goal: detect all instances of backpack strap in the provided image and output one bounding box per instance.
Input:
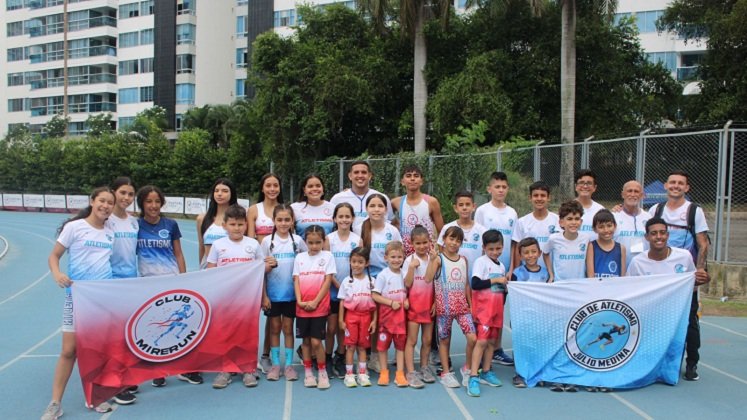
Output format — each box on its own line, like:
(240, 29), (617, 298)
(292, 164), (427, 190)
(686, 203), (699, 240)
(653, 202), (665, 219)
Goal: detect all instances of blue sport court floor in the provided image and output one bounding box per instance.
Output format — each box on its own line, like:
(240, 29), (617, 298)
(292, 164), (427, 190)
(1, 211), (745, 419)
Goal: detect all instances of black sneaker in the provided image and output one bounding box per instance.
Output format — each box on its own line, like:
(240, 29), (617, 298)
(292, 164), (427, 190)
(151, 377), (166, 387)
(325, 354), (335, 379)
(333, 353), (346, 379)
(296, 345), (317, 370)
(549, 382), (564, 392)
(435, 357), (453, 376)
(563, 384), (578, 392)
(684, 365), (699, 381)
(512, 374), (527, 388)
(113, 391), (136, 405)
(177, 372), (203, 385)
(126, 385), (139, 394)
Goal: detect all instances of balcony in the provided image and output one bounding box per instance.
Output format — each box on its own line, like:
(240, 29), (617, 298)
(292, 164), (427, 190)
(30, 72), (116, 90)
(30, 100), (116, 116)
(28, 15), (116, 37)
(29, 45), (116, 63)
(677, 66), (700, 82)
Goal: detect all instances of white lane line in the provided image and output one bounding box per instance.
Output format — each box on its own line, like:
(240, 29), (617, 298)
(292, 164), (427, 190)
(282, 378), (293, 420)
(0, 226), (56, 306)
(443, 386), (475, 420)
(701, 320), (747, 339)
(0, 328), (61, 373)
(0, 235), (8, 260)
(100, 402), (120, 420)
(700, 362), (747, 385)
(609, 393), (654, 420)
(19, 354), (58, 358)
(0, 271), (51, 306)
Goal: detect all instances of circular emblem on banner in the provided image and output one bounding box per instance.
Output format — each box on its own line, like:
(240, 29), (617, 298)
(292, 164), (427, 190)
(565, 299), (640, 371)
(125, 289), (211, 363)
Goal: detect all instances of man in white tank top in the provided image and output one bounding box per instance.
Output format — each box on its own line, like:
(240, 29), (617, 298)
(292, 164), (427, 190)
(392, 164), (444, 256)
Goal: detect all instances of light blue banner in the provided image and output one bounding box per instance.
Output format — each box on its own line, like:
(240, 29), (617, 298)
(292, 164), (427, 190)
(508, 274), (694, 388)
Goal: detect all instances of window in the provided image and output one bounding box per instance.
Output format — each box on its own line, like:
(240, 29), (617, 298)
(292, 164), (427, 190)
(236, 79), (246, 98)
(236, 48), (247, 68)
(119, 59), (139, 75)
(646, 52), (677, 73)
(236, 16), (247, 37)
(177, 54), (194, 74)
(140, 86), (153, 102)
(119, 3), (139, 19)
(140, 28), (154, 45)
(119, 31), (139, 48)
(118, 117), (135, 129)
(273, 10), (296, 27)
(177, 0), (194, 15)
(118, 87), (139, 104)
(8, 47), (25, 62)
(614, 12), (631, 26)
(8, 98), (26, 112)
(176, 24), (195, 44)
(636, 10), (664, 33)
(7, 0), (23, 11)
(140, 0), (154, 16)
(175, 114), (184, 131)
(140, 57), (153, 73)
(7, 21), (23, 37)
(176, 83), (195, 104)
(8, 73), (25, 86)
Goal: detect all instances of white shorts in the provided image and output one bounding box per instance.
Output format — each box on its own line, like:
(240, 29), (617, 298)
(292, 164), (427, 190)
(62, 290), (75, 333)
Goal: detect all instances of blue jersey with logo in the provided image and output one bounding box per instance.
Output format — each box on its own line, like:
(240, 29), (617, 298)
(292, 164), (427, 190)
(511, 264), (550, 283)
(591, 240), (622, 277)
(137, 217), (182, 277)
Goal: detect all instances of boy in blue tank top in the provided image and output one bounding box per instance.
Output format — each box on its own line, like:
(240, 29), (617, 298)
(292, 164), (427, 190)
(585, 209), (626, 278)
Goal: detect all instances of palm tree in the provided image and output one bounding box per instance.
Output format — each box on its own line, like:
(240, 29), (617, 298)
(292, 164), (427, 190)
(358, 0), (452, 153)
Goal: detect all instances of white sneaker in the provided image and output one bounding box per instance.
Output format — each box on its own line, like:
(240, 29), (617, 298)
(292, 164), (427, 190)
(212, 372), (232, 389)
(460, 366), (471, 387)
(259, 356), (272, 374)
(41, 402), (63, 420)
(344, 373), (357, 387)
(368, 355), (381, 373)
(317, 371), (331, 390)
(428, 350), (440, 367)
(357, 373), (372, 387)
(85, 401), (112, 413)
(440, 372), (460, 388)
(304, 374), (317, 388)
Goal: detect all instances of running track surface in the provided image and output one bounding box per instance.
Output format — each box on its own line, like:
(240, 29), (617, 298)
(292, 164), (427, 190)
(1, 211), (745, 420)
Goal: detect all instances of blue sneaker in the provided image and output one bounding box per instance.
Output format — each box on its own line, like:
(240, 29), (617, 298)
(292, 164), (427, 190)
(492, 349), (514, 366)
(467, 376), (481, 397)
(479, 370), (502, 387)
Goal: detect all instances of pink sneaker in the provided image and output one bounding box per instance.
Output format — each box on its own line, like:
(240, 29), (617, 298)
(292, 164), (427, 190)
(284, 365), (298, 381)
(267, 365), (281, 381)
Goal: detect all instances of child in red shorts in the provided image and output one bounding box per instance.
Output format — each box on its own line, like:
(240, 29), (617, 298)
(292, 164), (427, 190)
(338, 247), (377, 387)
(467, 230), (507, 397)
(372, 241), (409, 387)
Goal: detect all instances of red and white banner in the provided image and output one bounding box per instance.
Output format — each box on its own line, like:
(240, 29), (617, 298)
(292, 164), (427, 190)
(72, 262), (264, 406)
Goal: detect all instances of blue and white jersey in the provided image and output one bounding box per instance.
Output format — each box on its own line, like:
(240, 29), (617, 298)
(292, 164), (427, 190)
(291, 201), (335, 238)
(511, 264), (550, 283)
(474, 203), (518, 270)
(330, 188), (394, 233)
(327, 230), (361, 301)
(614, 208), (651, 268)
(137, 217), (182, 277)
(512, 212), (560, 269)
(368, 223), (401, 277)
(262, 233), (307, 302)
(202, 223), (228, 245)
(57, 219), (113, 282)
(648, 201), (708, 261)
(580, 200), (605, 241)
(106, 213), (138, 278)
(437, 221), (487, 277)
(543, 232), (588, 281)
(591, 240), (622, 278)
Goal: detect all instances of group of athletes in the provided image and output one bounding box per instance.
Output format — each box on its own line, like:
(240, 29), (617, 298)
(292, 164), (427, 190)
(40, 160), (710, 419)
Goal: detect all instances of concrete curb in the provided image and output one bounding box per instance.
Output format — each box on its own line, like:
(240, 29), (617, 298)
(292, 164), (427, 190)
(0, 235), (7, 261)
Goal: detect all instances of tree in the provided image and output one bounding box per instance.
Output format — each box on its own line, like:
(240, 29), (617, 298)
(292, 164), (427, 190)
(44, 114), (69, 138)
(86, 113), (114, 137)
(659, 0), (747, 122)
(357, 0), (453, 153)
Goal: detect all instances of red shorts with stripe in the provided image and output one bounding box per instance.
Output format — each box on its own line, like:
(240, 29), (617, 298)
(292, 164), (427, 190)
(376, 330), (407, 352)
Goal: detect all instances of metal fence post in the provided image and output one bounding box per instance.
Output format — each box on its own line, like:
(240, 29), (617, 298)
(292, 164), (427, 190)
(713, 121), (732, 262)
(395, 157), (401, 196)
(533, 141), (545, 181)
(581, 136), (594, 169)
(338, 158), (344, 193)
(635, 129), (650, 184)
(496, 146), (503, 172)
(270, 161), (274, 173)
(428, 155), (434, 195)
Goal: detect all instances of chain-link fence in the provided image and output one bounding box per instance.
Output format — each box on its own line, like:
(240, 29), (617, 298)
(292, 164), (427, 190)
(314, 125), (744, 264)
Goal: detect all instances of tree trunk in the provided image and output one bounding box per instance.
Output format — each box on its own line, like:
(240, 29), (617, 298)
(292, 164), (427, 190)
(413, 3), (427, 153)
(559, 0), (576, 199)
